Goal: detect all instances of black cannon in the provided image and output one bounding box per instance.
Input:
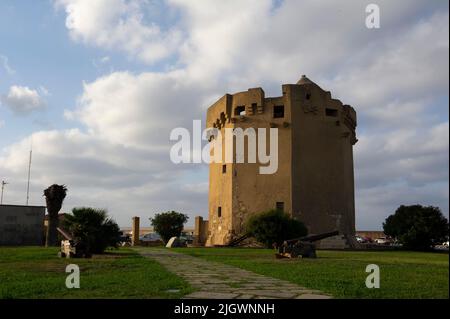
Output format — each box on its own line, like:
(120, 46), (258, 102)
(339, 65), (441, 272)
(276, 230), (339, 259)
(57, 227), (91, 258)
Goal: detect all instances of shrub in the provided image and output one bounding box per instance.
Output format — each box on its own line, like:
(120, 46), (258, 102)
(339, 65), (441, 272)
(245, 209), (308, 248)
(150, 211), (188, 243)
(63, 207), (121, 254)
(383, 205), (449, 250)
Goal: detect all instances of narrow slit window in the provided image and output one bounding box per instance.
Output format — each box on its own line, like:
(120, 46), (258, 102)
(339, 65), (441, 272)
(276, 202), (284, 211)
(222, 164), (226, 174)
(234, 105), (246, 116)
(326, 108), (338, 117)
(218, 207), (222, 218)
(251, 103), (257, 114)
(273, 105), (284, 118)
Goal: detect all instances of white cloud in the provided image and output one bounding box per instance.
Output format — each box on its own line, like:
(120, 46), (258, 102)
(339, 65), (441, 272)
(356, 181), (449, 230)
(38, 86), (50, 96)
(355, 121), (449, 188)
(0, 55), (15, 75)
(0, 128), (207, 225)
(55, 0), (182, 64)
(65, 70), (207, 150)
(92, 56), (111, 68)
(328, 10), (449, 115)
(0, 85), (47, 115)
(1, 0), (447, 228)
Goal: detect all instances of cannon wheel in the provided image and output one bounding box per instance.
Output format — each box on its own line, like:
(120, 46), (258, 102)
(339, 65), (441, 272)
(302, 251), (317, 258)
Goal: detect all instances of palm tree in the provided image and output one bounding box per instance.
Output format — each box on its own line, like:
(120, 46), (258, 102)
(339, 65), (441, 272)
(44, 184), (67, 247)
(63, 207), (121, 254)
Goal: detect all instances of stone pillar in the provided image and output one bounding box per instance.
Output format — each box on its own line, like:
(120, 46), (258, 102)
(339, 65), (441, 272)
(194, 216), (209, 246)
(194, 216), (203, 245)
(132, 216), (140, 246)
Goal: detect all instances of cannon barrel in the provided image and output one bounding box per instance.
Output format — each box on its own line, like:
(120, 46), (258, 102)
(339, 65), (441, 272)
(285, 230), (339, 244)
(57, 227), (72, 240)
(228, 233), (251, 247)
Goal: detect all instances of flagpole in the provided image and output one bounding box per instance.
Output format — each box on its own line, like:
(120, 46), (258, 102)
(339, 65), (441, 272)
(26, 139), (33, 206)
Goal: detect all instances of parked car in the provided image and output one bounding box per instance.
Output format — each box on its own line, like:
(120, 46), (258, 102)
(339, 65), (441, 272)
(140, 233), (162, 242)
(355, 235), (367, 243)
(180, 232), (194, 244)
(374, 237), (392, 245)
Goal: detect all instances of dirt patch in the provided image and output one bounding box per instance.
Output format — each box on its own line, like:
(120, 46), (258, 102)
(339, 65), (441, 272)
(9, 261), (67, 273)
(91, 253), (128, 259)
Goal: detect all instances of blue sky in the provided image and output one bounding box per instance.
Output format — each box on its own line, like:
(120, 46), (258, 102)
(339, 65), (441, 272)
(1, 1), (87, 145)
(0, 1), (159, 147)
(0, 0), (448, 229)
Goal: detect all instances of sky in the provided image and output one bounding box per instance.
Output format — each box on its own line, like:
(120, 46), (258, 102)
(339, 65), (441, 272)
(0, 0), (448, 229)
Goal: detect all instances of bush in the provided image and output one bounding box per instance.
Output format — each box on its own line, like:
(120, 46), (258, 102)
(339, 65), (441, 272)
(245, 210), (308, 248)
(383, 205), (449, 251)
(150, 211), (188, 243)
(63, 207), (121, 254)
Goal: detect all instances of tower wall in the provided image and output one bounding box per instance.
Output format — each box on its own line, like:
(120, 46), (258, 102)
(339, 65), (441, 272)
(229, 90), (293, 237)
(287, 83), (357, 237)
(206, 95), (234, 245)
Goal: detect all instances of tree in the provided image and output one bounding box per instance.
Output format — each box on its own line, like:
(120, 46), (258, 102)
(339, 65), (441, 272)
(150, 211), (188, 243)
(63, 207), (121, 254)
(44, 184), (67, 247)
(245, 210), (308, 248)
(383, 205), (449, 251)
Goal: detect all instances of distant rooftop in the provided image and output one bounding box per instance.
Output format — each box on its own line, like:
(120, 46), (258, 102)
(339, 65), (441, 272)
(0, 204), (46, 208)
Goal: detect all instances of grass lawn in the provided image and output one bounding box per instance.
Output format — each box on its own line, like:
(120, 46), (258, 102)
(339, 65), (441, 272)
(173, 248), (449, 299)
(1, 246), (447, 299)
(0, 247), (193, 299)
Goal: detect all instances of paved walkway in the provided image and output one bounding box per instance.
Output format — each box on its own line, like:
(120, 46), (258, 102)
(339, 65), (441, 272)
(135, 248), (332, 299)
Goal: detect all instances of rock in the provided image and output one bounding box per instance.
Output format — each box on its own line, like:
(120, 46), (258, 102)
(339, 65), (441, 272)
(166, 237), (186, 248)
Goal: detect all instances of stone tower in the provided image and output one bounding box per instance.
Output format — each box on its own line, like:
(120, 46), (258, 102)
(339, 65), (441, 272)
(205, 76), (357, 247)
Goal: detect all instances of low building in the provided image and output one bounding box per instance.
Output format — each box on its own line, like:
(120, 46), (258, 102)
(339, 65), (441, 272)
(356, 230), (385, 240)
(0, 204), (46, 246)
(120, 226), (195, 237)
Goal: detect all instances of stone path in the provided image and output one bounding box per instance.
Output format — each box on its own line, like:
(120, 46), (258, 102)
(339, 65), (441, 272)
(135, 248), (332, 299)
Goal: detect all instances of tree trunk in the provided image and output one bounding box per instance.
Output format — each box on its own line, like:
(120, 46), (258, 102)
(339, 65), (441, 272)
(44, 184), (67, 247)
(45, 209), (60, 247)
